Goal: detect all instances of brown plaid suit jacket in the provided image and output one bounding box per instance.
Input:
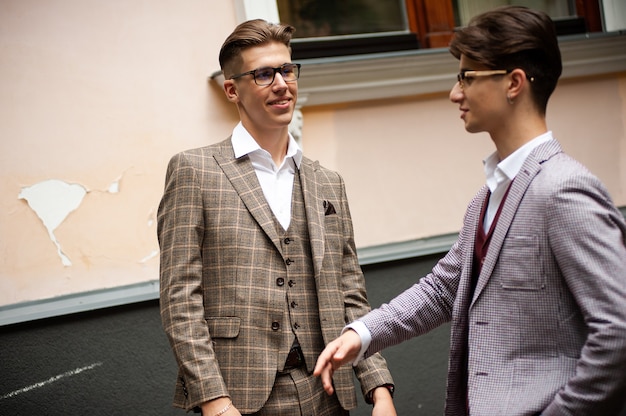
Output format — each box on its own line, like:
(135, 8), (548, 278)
(359, 140), (626, 415)
(158, 138), (393, 413)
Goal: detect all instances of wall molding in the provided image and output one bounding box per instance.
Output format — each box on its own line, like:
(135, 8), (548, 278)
(211, 32), (626, 108)
(0, 281), (160, 327)
(357, 232), (457, 265)
(296, 32), (626, 107)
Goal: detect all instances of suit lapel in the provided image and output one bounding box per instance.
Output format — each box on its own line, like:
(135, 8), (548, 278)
(471, 140), (563, 304)
(299, 158), (325, 278)
(213, 141), (282, 253)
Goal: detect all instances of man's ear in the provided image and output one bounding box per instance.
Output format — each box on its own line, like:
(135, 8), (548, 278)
(223, 79), (239, 103)
(507, 68), (526, 101)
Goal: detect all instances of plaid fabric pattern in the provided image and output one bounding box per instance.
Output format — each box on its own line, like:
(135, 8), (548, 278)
(276, 170), (326, 373)
(158, 138), (393, 413)
(247, 367), (347, 416)
(360, 140), (626, 415)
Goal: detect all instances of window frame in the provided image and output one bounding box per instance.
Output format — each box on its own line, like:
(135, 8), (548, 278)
(235, 0), (605, 55)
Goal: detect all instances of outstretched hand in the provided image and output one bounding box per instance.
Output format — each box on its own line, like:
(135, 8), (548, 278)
(313, 329), (362, 395)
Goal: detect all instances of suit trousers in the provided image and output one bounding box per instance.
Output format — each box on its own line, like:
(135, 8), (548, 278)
(245, 366), (348, 416)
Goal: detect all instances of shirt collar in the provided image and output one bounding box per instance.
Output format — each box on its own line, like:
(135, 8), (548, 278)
(231, 122), (303, 169)
(484, 131), (554, 191)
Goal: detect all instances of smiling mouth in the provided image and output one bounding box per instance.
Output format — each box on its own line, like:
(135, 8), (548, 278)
(270, 98), (290, 105)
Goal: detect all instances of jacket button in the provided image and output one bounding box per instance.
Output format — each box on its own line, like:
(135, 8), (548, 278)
(288, 280), (295, 287)
(271, 321), (280, 330)
(286, 258), (293, 265)
(276, 278), (284, 286)
(284, 237), (291, 244)
(290, 301), (298, 308)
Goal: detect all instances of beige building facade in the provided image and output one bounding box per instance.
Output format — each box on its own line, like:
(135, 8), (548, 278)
(1, 0), (625, 323)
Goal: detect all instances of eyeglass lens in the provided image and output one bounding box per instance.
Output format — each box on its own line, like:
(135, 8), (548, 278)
(254, 64), (300, 85)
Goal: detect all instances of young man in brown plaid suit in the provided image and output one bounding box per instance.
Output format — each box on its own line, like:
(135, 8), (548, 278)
(158, 19), (395, 416)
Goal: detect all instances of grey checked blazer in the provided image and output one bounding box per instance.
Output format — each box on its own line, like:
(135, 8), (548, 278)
(360, 140), (626, 415)
(158, 138), (393, 413)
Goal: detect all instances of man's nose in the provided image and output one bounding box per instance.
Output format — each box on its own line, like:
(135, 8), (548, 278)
(450, 82), (463, 102)
(272, 71), (289, 88)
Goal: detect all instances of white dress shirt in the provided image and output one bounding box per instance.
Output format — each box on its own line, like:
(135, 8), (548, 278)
(231, 122), (303, 230)
(349, 131), (556, 365)
(482, 131), (554, 232)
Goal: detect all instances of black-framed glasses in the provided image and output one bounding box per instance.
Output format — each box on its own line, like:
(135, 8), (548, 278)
(456, 69), (512, 89)
(229, 63), (301, 86)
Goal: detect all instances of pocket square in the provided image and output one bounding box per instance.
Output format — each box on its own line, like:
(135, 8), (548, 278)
(323, 200), (336, 216)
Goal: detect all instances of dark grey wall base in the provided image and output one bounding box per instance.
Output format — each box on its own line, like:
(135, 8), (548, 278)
(1, 256), (449, 416)
(0, 301), (183, 416)
(1, 253), (625, 416)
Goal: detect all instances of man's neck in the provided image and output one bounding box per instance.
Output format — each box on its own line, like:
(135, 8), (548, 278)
(492, 116), (547, 160)
(249, 126), (290, 166)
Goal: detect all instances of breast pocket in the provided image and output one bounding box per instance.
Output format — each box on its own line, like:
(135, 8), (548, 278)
(498, 235), (545, 291)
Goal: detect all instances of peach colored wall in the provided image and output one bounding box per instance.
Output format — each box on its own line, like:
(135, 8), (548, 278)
(300, 74), (626, 248)
(1, 0), (624, 307)
(0, 0), (240, 306)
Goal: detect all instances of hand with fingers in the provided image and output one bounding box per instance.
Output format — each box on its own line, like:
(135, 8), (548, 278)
(314, 329), (362, 395)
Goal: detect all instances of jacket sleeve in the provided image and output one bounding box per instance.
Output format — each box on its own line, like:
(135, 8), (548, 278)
(157, 152), (228, 411)
(360, 231), (464, 356)
(542, 172), (626, 415)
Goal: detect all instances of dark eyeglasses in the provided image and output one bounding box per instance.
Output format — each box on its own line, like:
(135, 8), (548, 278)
(456, 69), (512, 89)
(229, 63), (301, 86)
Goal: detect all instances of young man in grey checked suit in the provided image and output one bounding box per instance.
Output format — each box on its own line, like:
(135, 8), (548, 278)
(315, 6), (626, 416)
(157, 19), (395, 416)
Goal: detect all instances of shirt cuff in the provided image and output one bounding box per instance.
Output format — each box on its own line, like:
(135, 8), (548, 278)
(342, 320), (372, 367)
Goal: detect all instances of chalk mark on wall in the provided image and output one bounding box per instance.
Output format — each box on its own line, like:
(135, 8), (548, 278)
(0, 362), (103, 400)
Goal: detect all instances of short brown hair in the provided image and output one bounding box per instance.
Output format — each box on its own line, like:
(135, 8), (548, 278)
(219, 19), (295, 78)
(449, 6), (562, 114)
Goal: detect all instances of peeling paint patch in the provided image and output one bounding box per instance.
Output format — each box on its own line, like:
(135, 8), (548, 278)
(108, 181), (119, 193)
(19, 179), (87, 266)
(147, 207), (155, 227)
(108, 175), (121, 193)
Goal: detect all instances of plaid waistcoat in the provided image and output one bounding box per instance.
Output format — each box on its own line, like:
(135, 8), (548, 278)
(274, 168), (325, 373)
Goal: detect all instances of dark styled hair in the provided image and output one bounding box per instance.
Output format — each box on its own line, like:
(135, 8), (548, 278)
(219, 19), (295, 78)
(449, 6), (562, 114)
